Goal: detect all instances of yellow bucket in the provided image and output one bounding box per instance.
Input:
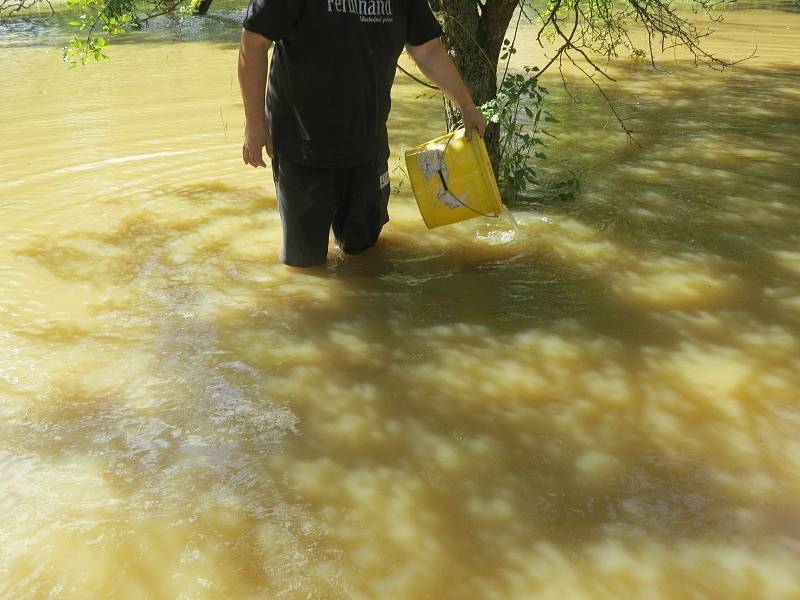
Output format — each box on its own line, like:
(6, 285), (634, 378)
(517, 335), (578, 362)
(404, 129), (504, 229)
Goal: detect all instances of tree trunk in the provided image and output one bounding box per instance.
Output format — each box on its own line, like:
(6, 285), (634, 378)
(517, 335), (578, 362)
(194, 0), (214, 15)
(429, 0), (518, 175)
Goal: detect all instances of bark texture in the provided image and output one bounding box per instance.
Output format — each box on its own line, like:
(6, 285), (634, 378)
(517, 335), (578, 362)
(194, 0), (214, 15)
(429, 0), (518, 172)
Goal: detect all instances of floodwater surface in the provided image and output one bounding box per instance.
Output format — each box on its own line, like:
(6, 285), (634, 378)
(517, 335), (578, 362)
(1, 6), (799, 599)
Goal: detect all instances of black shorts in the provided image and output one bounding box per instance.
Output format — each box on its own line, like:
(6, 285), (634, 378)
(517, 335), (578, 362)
(272, 156), (391, 267)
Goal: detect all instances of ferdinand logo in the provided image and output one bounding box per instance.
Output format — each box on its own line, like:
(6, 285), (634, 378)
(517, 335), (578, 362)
(327, 0), (393, 23)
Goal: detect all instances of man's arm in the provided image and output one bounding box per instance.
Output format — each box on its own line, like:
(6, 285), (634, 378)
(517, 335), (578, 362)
(405, 38), (487, 140)
(238, 28), (273, 168)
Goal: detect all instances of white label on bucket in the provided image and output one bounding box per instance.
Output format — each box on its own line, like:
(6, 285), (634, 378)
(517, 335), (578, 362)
(438, 190), (468, 209)
(417, 147), (446, 177)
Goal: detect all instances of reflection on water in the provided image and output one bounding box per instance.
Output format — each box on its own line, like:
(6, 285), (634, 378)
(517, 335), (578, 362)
(1, 7), (800, 599)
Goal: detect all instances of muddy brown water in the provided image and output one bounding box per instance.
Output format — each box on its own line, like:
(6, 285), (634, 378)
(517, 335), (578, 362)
(1, 7), (799, 599)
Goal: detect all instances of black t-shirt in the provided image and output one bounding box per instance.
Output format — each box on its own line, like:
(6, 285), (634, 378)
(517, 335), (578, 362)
(242, 0), (442, 167)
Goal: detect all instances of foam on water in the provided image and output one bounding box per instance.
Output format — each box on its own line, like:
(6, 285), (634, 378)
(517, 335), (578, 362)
(475, 206), (523, 245)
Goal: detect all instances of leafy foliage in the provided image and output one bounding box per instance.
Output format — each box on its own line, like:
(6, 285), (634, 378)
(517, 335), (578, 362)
(480, 65), (559, 202)
(3, 0), (187, 65)
(441, 0), (753, 194)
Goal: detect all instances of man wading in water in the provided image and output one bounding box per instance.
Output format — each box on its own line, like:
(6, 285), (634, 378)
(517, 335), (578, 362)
(238, 0), (487, 267)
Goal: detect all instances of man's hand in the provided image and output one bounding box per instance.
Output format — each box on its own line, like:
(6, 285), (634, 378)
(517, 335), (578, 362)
(461, 104), (487, 140)
(242, 121), (272, 168)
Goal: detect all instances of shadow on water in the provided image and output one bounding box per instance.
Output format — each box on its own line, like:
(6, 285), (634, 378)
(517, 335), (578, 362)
(533, 61), (800, 312)
(4, 53), (800, 600)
